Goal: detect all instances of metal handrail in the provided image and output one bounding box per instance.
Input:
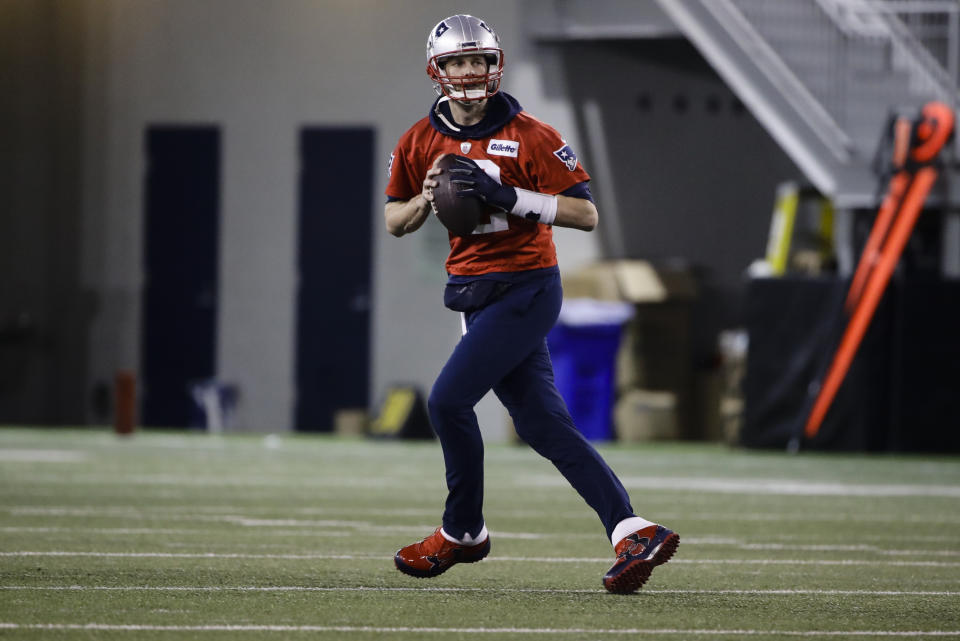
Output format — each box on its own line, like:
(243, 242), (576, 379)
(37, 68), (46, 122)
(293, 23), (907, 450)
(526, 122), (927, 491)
(705, 0), (855, 161)
(818, 0), (960, 105)
(870, 0), (960, 105)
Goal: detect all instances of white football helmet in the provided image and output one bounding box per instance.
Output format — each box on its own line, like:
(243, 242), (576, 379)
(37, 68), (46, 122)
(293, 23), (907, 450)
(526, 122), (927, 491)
(426, 14), (504, 102)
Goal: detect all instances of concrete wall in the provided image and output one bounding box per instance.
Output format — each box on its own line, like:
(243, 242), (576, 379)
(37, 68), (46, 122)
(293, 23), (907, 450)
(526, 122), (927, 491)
(3, 0), (806, 439)
(0, 0), (89, 424)
(3, 0), (597, 437)
(558, 38), (803, 358)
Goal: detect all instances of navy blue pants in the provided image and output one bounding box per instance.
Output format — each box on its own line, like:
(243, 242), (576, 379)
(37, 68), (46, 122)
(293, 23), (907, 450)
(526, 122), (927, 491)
(428, 270), (635, 541)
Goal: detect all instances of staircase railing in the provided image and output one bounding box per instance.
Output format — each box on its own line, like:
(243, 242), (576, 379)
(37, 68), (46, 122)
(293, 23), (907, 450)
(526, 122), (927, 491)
(818, 0), (960, 108)
(704, 0), (855, 162)
(656, 0), (960, 203)
(880, 0), (960, 91)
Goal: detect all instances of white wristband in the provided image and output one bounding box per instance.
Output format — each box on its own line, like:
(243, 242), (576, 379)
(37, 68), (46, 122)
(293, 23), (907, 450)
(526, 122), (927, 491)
(510, 188), (558, 225)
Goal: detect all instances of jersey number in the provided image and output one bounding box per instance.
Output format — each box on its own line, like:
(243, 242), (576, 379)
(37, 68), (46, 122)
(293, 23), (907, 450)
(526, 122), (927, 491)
(470, 159), (509, 235)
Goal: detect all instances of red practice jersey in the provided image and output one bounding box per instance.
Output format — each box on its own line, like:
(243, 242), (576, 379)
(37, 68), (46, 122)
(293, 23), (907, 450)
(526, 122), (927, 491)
(387, 95), (591, 276)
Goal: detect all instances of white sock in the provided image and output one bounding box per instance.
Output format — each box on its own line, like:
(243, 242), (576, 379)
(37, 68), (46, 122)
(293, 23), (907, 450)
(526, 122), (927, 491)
(441, 525), (488, 545)
(610, 516), (656, 547)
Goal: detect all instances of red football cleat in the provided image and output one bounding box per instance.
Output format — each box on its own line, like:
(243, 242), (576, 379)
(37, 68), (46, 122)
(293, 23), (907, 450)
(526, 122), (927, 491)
(394, 527), (491, 578)
(603, 524), (679, 594)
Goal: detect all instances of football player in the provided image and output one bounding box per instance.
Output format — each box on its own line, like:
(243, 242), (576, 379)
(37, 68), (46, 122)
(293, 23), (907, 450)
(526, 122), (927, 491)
(384, 14), (679, 593)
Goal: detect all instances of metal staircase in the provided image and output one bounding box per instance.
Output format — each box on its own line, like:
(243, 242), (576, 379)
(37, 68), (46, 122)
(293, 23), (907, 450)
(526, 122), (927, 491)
(655, 0), (960, 208)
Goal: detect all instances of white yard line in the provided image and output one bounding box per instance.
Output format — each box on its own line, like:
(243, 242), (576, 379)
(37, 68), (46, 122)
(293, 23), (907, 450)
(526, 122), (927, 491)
(735, 544), (960, 557)
(2, 526), (957, 555)
(1, 585), (959, 597)
(549, 475), (960, 498)
(2, 551), (959, 567)
(0, 526), (352, 537)
(7, 504), (960, 526)
(0, 449), (87, 463)
(8, 473), (960, 497)
(3, 474), (443, 489)
(1, 623), (959, 636)
(4, 525), (955, 553)
(0, 524), (592, 540)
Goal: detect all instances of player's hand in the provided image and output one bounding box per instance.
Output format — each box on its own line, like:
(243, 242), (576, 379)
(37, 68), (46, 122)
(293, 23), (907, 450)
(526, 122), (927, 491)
(421, 154), (451, 205)
(448, 156), (518, 212)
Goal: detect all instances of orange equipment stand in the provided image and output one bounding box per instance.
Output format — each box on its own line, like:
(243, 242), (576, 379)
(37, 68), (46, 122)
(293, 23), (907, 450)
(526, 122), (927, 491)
(803, 101), (955, 441)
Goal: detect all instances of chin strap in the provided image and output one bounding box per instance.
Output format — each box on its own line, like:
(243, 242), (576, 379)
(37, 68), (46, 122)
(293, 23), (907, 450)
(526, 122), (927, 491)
(433, 97), (461, 132)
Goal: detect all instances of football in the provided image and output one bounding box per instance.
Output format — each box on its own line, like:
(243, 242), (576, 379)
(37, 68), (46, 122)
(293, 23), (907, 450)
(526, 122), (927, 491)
(431, 154), (484, 237)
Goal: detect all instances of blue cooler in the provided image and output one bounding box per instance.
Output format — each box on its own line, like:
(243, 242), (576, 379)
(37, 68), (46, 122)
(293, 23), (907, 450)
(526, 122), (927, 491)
(547, 300), (634, 441)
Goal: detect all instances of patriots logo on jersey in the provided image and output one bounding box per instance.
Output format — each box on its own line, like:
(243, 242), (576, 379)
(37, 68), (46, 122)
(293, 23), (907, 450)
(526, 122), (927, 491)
(553, 144), (578, 171)
(435, 21), (449, 38)
(387, 152), (395, 178)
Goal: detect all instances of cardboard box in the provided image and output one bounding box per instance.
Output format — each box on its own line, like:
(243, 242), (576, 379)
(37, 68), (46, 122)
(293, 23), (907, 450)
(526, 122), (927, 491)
(615, 388), (679, 441)
(561, 260), (697, 303)
(561, 260), (697, 439)
(335, 408), (369, 437)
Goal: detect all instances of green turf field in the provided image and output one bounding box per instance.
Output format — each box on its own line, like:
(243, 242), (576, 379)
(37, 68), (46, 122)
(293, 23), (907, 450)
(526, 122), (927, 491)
(1, 427), (959, 640)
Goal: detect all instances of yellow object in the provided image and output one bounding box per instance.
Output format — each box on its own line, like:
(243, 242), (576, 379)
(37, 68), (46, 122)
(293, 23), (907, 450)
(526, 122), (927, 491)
(818, 197), (835, 262)
(765, 182), (799, 276)
(370, 388), (416, 436)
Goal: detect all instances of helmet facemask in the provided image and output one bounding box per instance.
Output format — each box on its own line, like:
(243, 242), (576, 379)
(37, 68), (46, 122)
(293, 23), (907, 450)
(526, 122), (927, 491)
(427, 52), (503, 102)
